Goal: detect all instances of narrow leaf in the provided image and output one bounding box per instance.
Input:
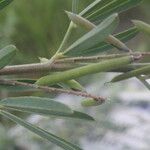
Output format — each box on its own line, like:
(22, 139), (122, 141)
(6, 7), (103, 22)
(81, 27), (138, 56)
(72, 0), (79, 14)
(83, 0), (143, 22)
(0, 111), (82, 150)
(137, 76), (150, 90)
(3, 106), (95, 121)
(64, 13), (119, 56)
(0, 96), (73, 115)
(111, 65), (150, 83)
(0, 0), (13, 11)
(80, 0), (112, 17)
(66, 11), (131, 53)
(0, 45), (17, 70)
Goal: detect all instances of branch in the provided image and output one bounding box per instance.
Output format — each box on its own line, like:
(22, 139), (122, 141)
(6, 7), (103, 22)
(58, 52), (150, 63)
(0, 52), (148, 75)
(0, 79), (106, 103)
(0, 62), (78, 75)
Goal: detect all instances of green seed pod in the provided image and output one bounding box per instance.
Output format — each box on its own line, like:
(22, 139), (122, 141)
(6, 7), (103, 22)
(132, 20), (150, 36)
(36, 56), (134, 86)
(81, 99), (103, 107)
(111, 65), (150, 83)
(66, 11), (131, 52)
(0, 45), (17, 70)
(60, 80), (85, 91)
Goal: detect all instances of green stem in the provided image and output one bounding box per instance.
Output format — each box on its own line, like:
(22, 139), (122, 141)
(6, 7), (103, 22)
(57, 22), (75, 53)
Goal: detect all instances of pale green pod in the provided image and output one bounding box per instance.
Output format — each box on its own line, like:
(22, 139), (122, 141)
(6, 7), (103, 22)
(59, 80), (85, 91)
(111, 65), (150, 83)
(66, 11), (131, 52)
(132, 20), (150, 36)
(0, 45), (17, 70)
(81, 98), (103, 107)
(36, 56), (134, 86)
(64, 13), (119, 56)
(45, 72), (85, 91)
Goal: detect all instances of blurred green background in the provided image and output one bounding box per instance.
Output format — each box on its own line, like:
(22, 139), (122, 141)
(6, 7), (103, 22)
(0, 0), (149, 63)
(0, 0), (149, 150)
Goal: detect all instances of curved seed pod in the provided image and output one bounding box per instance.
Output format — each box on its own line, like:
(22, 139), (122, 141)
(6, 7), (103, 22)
(42, 72), (85, 91)
(66, 11), (131, 52)
(132, 20), (150, 36)
(59, 80), (85, 91)
(36, 56), (134, 86)
(0, 45), (17, 70)
(64, 13), (119, 56)
(81, 98), (103, 107)
(111, 65), (150, 83)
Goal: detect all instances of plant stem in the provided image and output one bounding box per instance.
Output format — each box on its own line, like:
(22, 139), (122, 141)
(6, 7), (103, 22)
(58, 52), (150, 63)
(0, 79), (106, 103)
(46, 22), (76, 69)
(57, 22), (75, 52)
(0, 62), (78, 75)
(0, 52), (148, 75)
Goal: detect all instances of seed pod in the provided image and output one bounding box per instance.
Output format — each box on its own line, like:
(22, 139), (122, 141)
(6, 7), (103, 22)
(66, 11), (131, 52)
(132, 20), (150, 36)
(36, 56), (134, 86)
(81, 98), (103, 107)
(111, 65), (150, 83)
(0, 45), (17, 70)
(60, 80), (85, 91)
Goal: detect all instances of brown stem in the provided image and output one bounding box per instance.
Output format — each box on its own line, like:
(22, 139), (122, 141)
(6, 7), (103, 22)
(0, 79), (106, 103)
(0, 52), (148, 75)
(0, 62), (77, 75)
(58, 52), (150, 63)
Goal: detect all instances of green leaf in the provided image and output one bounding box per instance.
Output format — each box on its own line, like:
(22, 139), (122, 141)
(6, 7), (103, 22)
(3, 106), (95, 121)
(132, 20), (150, 36)
(0, 0), (13, 11)
(137, 76), (150, 90)
(0, 96), (73, 115)
(81, 0), (142, 22)
(0, 111), (82, 150)
(72, 0), (79, 14)
(62, 111), (94, 121)
(0, 45), (17, 70)
(111, 65), (150, 83)
(66, 11), (131, 52)
(36, 56), (134, 86)
(70, 27), (138, 56)
(64, 13), (119, 56)
(80, 0), (112, 17)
